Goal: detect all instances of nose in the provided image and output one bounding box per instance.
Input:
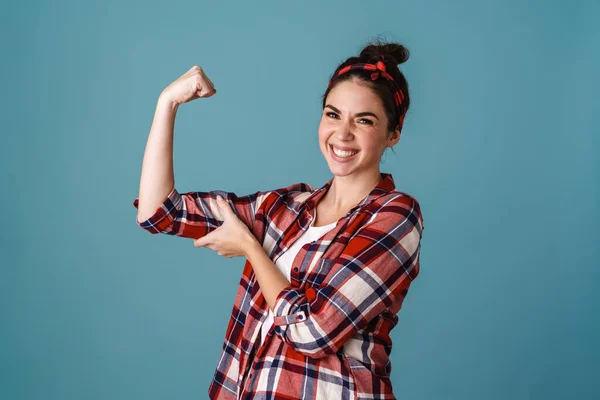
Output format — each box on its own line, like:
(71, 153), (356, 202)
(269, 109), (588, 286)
(335, 120), (355, 141)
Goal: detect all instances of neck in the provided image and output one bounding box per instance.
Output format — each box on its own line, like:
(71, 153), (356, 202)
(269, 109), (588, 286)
(324, 170), (382, 213)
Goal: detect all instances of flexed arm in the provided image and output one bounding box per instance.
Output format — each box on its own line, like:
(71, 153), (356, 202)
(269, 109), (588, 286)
(135, 65), (216, 223)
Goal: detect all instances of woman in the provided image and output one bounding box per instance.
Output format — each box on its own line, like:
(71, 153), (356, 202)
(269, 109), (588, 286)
(134, 40), (425, 400)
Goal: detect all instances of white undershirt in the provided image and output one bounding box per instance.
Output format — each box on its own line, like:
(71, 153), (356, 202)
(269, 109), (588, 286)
(260, 207), (337, 344)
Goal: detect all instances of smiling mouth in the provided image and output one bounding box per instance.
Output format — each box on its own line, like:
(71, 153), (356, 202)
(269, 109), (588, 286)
(329, 144), (360, 159)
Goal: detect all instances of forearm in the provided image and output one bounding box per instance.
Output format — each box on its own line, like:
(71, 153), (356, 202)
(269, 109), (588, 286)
(244, 235), (291, 312)
(136, 94), (179, 222)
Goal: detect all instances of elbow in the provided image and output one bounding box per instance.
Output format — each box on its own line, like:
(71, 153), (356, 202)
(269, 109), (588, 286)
(134, 200), (163, 229)
(135, 211), (173, 234)
(304, 347), (337, 360)
(275, 325), (340, 360)
(133, 196), (177, 234)
(136, 210), (154, 225)
(272, 288), (345, 359)
(136, 219), (164, 234)
(291, 340), (340, 360)
(136, 213), (149, 227)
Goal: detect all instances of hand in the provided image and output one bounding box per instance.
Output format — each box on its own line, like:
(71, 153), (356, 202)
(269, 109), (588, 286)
(160, 65), (217, 106)
(193, 196), (255, 258)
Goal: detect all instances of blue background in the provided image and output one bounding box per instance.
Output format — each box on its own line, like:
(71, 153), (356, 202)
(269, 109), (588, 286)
(1, 0), (598, 398)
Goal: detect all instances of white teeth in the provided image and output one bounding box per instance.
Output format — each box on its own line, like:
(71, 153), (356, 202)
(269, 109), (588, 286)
(332, 146), (358, 158)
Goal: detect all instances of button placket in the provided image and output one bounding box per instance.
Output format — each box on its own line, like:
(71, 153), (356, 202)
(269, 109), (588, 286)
(241, 342), (262, 398)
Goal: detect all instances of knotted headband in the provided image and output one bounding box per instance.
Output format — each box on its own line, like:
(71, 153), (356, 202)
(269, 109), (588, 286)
(327, 55), (406, 130)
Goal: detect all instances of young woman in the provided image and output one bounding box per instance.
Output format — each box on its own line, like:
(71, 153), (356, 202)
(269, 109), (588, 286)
(134, 40), (425, 400)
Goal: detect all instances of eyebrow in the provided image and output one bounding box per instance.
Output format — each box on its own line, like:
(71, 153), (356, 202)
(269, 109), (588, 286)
(324, 104), (380, 120)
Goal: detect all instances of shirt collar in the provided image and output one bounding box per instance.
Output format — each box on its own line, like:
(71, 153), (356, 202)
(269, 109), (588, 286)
(304, 172), (397, 217)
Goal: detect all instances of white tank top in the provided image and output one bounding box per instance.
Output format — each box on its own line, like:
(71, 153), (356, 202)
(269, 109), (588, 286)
(260, 207), (337, 344)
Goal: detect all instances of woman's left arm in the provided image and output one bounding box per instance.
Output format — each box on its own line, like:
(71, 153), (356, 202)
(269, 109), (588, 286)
(193, 195), (292, 305)
(194, 194), (424, 360)
(270, 195), (424, 359)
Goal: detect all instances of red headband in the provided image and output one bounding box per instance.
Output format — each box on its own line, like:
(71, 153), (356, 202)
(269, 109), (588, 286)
(327, 55), (406, 130)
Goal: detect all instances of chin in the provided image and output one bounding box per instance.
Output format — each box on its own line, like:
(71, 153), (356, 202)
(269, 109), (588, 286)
(327, 161), (359, 176)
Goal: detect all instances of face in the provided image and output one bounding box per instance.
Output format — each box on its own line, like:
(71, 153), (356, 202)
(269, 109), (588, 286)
(318, 78), (400, 179)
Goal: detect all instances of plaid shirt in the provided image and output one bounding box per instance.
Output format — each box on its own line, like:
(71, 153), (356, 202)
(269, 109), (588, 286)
(133, 172), (424, 400)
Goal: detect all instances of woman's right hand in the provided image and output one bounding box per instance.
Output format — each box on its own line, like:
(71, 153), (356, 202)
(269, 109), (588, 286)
(160, 65), (217, 106)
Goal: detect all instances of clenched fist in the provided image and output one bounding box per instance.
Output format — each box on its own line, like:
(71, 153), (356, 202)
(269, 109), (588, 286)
(160, 65), (217, 106)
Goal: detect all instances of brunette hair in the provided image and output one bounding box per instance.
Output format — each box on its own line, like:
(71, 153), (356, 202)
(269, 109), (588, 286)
(321, 38), (411, 136)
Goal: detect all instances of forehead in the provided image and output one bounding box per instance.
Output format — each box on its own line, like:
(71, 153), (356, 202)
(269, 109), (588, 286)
(326, 79), (384, 111)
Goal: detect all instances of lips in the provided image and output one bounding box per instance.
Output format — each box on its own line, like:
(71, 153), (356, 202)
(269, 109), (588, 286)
(329, 144), (359, 162)
(330, 144), (359, 152)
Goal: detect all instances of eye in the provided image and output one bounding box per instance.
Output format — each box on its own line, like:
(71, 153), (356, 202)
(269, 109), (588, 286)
(358, 118), (373, 125)
(326, 111), (339, 119)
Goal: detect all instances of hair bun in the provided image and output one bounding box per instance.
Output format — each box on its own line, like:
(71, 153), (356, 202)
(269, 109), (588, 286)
(359, 41), (410, 65)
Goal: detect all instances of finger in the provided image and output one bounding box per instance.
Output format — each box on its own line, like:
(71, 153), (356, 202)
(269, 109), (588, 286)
(216, 195), (235, 217)
(202, 88), (216, 99)
(194, 236), (211, 247)
(203, 75), (215, 92)
(199, 79), (215, 97)
(198, 87), (212, 98)
(197, 242), (217, 251)
(194, 79), (212, 98)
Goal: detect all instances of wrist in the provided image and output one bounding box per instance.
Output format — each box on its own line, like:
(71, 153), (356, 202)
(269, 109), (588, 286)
(157, 92), (179, 111)
(243, 233), (261, 259)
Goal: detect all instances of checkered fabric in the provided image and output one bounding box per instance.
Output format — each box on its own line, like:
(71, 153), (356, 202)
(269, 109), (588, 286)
(133, 172), (424, 399)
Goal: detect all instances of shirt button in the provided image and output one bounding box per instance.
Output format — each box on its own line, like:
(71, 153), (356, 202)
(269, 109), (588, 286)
(293, 267), (299, 272)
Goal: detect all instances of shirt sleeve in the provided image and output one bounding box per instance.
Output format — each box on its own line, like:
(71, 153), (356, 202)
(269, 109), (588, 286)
(132, 187), (271, 238)
(271, 195), (424, 359)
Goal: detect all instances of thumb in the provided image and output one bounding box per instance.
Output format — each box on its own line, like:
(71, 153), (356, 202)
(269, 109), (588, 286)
(194, 232), (215, 247)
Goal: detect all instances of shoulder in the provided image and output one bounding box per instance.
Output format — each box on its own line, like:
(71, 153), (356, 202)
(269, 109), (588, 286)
(387, 190), (423, 217)
(271, 181), (316, 196)
(258, 181), (317, 213)
(367, 190), (425, 237)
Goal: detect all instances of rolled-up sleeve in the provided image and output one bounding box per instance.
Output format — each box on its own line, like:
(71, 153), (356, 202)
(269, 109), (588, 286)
(271, 196), (424, 359)
(133, 187), (271, 239)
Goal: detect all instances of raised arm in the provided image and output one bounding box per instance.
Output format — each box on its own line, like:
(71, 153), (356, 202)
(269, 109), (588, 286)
(135, 65), (216, 223)
(135, 96), (178, 223)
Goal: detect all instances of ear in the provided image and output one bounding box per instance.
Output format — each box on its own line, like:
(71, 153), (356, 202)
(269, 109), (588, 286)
(387, 125), (401, 147)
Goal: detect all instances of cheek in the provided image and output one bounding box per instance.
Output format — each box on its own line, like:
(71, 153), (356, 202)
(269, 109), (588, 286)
(318, 116), (338, 134)
(361, 135), (386, 153)
(317, 120), (328, 140)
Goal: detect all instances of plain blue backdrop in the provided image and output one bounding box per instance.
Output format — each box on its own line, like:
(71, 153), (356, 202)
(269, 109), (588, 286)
(1, 0), (598, 399)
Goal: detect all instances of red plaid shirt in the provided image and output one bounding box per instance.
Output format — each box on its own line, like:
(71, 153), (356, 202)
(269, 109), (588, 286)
(133, 172), (424, 399)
